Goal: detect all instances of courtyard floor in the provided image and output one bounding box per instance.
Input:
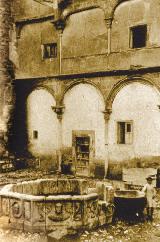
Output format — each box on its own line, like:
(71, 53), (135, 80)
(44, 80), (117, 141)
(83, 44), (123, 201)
(0, 219), (160, 242)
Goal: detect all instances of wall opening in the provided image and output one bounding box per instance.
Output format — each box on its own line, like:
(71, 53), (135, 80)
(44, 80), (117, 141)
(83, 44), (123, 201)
(42, 43), (57, 59)
(130, 25), (147, 48)
(117, 121), (133, 144)
(33, 130), (38, 139)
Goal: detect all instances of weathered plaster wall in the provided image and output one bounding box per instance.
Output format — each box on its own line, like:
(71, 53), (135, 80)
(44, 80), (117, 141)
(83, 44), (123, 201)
(11, 0), (160, 176)
(12, 72), (160, 175)
(13, 0), (53, 20)
(17, 21), (59, 78)
(108, 82), (160, 177)
(62, 8), (108, 58)
(27, 89), (59, 168)
(112, 0), (160, 51)
(62, 83), (105, 159)
(14, 0), (160, 79)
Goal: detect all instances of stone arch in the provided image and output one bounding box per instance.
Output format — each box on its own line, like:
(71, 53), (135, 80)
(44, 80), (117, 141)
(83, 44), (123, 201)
(60, 80), (105, 105)
(26, 88), (59, 163)
(106, 76), (160, 111)
(26, 84), (56, 104)
(62, 6), (104, 22)
(107, 78), (160, 171)
(62, 81), (106, 161)
(111, 0), (131, 19)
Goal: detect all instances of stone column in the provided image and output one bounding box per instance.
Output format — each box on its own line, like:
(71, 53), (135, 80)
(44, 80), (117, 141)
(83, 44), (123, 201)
(103, 108), (112, 178)
(53, 19), (65, 75)
(0, 1), (14, 157)
(52, 105), (65, 172)
(105, 18), (112, 55)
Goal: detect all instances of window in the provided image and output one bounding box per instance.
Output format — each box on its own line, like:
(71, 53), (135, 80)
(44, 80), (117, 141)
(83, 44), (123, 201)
(42, 43), (57, 59)
(130, 25), (147, 48)
(117, 121), (133, 144)
(33, 130), (38, 139)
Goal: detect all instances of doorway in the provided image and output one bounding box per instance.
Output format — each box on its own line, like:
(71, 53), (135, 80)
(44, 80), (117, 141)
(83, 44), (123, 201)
(72, 130), (95, 177)
(75, 136), (90, 176)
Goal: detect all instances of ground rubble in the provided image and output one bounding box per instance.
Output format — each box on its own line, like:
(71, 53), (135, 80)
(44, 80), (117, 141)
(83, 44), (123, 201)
(0, 220), (160, 242)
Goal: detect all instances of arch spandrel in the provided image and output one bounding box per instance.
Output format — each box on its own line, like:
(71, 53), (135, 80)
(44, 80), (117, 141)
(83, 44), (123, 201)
(26, 84), (56, 102)
(33, 0), (132, 21)
(106, 76), (160, 110)
(60, 80), (105, 106)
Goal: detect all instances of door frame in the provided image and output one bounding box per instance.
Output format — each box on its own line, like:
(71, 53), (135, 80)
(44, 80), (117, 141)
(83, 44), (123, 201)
(72, 130), (95, 177)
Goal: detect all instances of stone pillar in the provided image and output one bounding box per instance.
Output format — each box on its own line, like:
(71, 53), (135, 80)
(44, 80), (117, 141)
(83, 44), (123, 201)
(103, 108), (112, 178)
(0, 1), (14, 157)
(105, 18), (112, 55)
(52, 105), (65, 172)
(53, 19), (65, 75)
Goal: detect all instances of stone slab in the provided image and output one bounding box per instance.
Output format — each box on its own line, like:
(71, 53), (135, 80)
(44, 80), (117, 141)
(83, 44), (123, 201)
(123, 168), (157, 186)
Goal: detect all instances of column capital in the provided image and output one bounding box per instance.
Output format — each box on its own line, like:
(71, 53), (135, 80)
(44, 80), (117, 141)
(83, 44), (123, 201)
(105, 17), (113, 29)
(103, 108), (112, 121)
(52, 105), (65, 120)
(52, 19), (66, 32)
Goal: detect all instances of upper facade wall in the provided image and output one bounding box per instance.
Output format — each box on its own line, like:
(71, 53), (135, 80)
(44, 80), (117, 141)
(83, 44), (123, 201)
(17, 21), (59, 77)
(13, 0), (160, 78)
(62, 9), (108, 58)
(13, 0), (53, 20)
(112, 0), (160, 51)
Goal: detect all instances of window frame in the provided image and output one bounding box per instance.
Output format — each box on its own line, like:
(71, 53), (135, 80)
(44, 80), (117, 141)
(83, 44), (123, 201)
(117, 121), (133, 145)
(42, 42), (57, 59)
(129, 24), (147, 49)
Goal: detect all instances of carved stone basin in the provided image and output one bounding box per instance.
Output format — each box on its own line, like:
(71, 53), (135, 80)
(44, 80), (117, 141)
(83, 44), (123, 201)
(114, 190), (146, 219)
(0, 179), (113, 235)
(114, 190), (145, 199)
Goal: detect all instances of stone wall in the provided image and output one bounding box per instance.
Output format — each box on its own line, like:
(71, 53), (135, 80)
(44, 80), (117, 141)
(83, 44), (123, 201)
(0, 0), (14, 157)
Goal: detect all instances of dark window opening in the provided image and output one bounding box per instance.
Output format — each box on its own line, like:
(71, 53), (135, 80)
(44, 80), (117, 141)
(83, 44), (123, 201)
(43, 43), (57, 59)
(117, 121), (133, 144)
(127, 123), (131, 132)
(118, 122), (125, 144)
(130, 25), (147, 48)
(33, 130), (38, 139)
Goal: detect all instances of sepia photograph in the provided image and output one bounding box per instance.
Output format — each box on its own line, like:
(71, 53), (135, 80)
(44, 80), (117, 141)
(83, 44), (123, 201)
(0, 0), (160, 241)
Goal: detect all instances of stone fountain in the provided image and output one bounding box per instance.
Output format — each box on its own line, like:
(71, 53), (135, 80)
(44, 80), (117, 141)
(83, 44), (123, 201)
(0, 178), (114, 240)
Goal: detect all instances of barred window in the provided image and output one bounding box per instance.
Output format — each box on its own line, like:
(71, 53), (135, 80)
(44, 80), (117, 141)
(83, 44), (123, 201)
(42, 43), (57, 59)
